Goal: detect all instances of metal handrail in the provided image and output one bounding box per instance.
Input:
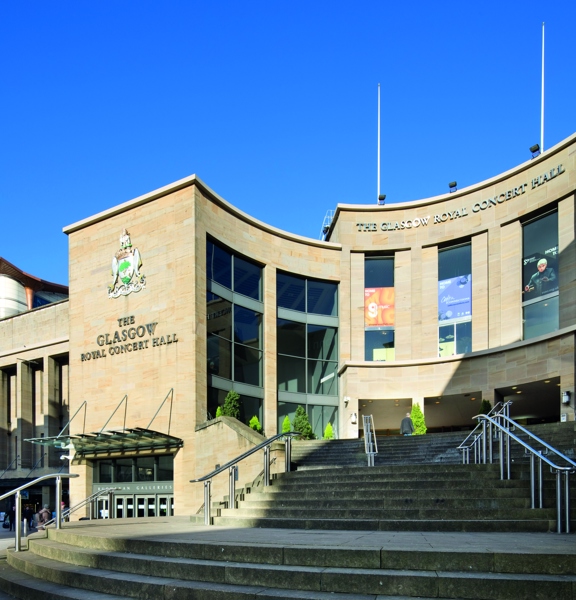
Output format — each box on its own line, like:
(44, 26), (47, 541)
(457, 401), (506, 463)
(473, 413), (574, 533)
(42, 487), (121, 528)
(362, 415), (378, 467)
(0, 473), (79, 552)
(190, 431), (300, 525)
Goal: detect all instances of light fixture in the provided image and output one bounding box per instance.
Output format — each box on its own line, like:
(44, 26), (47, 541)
(350, 412), (357, 424)
(544, 380), (550, 384)
(516, 391), (522, 394)
(449, 181), (457, 193)
(377, 194), (386, 205)
(562, 391), (571, 405)
(530, 144), (541, 158)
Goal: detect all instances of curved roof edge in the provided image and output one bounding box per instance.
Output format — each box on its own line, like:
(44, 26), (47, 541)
(332, 131), (576, 219)
(63, 174), (341, 250)
(0, 257), (68, 293)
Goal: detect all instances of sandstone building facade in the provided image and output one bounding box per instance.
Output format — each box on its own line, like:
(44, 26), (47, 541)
(1, 132), (575, 517)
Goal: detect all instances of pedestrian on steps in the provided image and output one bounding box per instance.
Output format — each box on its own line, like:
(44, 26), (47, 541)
(400, 412), (414, 436)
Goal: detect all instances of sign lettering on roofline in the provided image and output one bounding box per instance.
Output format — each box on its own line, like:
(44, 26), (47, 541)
(356, 165), (565, 233)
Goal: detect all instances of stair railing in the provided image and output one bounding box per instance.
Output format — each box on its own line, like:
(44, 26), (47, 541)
(0, 473), (78, 552)
(41, 487), (121, 528)
(362, 415), (378, 467)
(190, 432), (300, 525)
(457, 401), (508, 464)
(472, 413), (575, 533)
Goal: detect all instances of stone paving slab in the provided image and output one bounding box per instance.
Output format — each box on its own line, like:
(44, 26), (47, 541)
(7, 516), (573, 557)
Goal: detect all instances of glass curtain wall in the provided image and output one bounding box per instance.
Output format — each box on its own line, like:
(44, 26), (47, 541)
(522, 211), (559, 339)
(438, 244), (472, 356)
(364, 257), (395, 361)
(206, 239), (264, 427)
(277, 273), (338, 438)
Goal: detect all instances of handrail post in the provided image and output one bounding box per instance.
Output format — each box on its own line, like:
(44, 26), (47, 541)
(56, 476), (63, 529)
(228, 466), (237, 509)
(14, 491), (22, 552)
(203, 480), (211, 525)
(107, 490), (114, 519)
(499, 427), (504, 480)
(481, 421), (487, 464)
(264, 445), (270, 486)
(530, 453), (536, 508)
(488, 420), (493, 464)
(564, 471), (570, 534)
(556, 470), (562, 533)
(538, 455), (543, 508)
(285, 436), (292, 472)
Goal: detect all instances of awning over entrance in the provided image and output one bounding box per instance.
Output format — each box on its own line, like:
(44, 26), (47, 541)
(25, 428), (184, 457)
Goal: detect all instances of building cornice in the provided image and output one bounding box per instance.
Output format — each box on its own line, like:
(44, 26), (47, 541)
(63, 175), (341, 250)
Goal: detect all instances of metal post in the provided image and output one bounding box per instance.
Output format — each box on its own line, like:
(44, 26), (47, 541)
(107, 490), (114, 519)
(285, 436), (292, 472)
(564, 472), (570, 534)
(203, 480), (211, 526)
(530, 453), (535, 509)
(556, 470), (562, 533)
(499, 429), (504, 480)
(264, 446), (270, 487)
(56, 476), (63, 529)
(228, 466), (236, 510)
(481, 421), (487, 464)
(538, 456), (543, 509)
(14, 491), (21, 552)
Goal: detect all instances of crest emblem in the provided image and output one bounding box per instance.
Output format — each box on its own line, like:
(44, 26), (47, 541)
(108, 229), (146, 298)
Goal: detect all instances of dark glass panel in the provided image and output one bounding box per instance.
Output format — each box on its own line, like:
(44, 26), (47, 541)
(307, 280), (338, 316)
(523, 297), (559, 340)
(234, 345), (262, 386)
(238, 395), (263, 430)
(234, 256), (262, 300)
(277, 319), (306, 357)
(207, 294), (232, 340)
(364, 329), (395, 361)
(308, 359), (338, 395)
(365, 257), (394, 288)
(456, 321), (472, 354)
(277, 355), (306, 393)
(207, 334), (232, 379)
(277, 401), (299, 436)
(234, 306), (262, 349)
(136, 457), (154, 481)
(308, 324), (337, 361)
(206, 240), (232, 289)
(438, 244), (471, 280)
(98, 460), (113, 483)
(157, 456), (174, 481)
(277, 273), (305, 312)
(115, 458), (133, 483)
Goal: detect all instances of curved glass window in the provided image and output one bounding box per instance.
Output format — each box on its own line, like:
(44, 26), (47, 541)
(438, 244), (471, 357)
(206, 239), (264, 426)
(522, 211), (558, 340)
(364, 257), (395, 361)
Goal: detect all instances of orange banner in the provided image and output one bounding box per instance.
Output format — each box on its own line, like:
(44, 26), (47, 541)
(364, 287), (395, 326)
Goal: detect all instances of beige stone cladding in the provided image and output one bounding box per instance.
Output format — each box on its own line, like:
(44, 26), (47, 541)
(0, 301), (69, 477)
(340, 331), (575, 431)
(64, 176), (342, 512)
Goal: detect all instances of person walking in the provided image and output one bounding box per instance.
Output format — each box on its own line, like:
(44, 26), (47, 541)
(8, 505), (15, 532)
(37, 504), (52, 530)
(400, 412), (414, 436)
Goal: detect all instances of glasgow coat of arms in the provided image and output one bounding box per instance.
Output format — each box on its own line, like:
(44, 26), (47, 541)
(108, 229), (146, 298)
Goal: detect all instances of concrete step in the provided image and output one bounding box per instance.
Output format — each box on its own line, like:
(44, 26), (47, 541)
(3, 531), (574, 599)
(212, 515), (557, 533)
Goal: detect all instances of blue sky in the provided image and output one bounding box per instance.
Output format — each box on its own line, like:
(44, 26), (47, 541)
(1, 1), (575, 285)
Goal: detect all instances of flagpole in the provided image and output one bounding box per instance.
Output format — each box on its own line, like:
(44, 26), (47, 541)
(377, 83), (381, 202)
(541, 22), (545, 152)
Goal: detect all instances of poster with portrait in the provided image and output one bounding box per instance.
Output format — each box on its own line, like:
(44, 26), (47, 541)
(522, 249), (558, 298)
(438, 275), (471, 322)
(364, 287), (395, 327)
